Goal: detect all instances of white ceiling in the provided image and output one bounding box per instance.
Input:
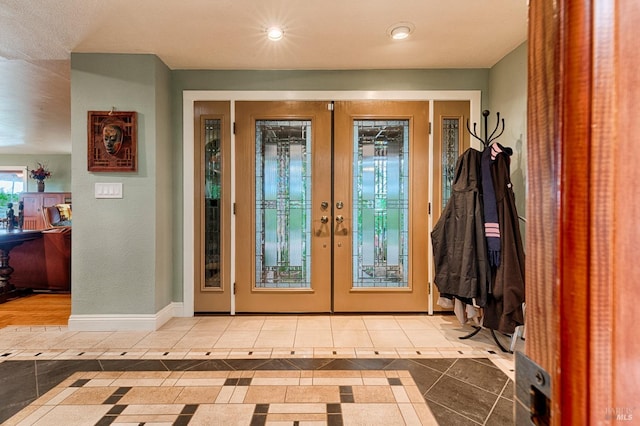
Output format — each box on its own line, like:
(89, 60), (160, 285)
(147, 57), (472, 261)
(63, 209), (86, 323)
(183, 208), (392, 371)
(0, 0), (528, 155)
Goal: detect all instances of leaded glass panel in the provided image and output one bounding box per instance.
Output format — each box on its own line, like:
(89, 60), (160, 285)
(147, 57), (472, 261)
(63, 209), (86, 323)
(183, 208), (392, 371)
(352, 120), (409, 288)
(442, 118), (460, 210)
(204, 119), (221, 288)
(255, 120), (312, 289)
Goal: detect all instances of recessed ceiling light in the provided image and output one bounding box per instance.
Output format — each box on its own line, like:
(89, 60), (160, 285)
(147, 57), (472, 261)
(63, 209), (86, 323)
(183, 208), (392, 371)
(388, 22), (414, 40)
(267, 26), (284, 41)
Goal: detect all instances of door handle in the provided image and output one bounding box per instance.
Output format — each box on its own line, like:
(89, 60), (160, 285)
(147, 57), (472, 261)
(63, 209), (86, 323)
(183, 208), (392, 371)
(320, 216), (329, 224)
(334, 215), (348, 235)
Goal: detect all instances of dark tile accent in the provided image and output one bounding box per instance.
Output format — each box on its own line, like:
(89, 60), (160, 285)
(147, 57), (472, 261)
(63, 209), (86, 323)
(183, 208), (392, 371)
(114, 387), (132, 395)
(225, 358), (273, 371)
(253, 404), (269, 414)
(251, 403), (268, 426)
(70, 378), (91, 387)
(103, 396), (122, 404)
(340, 394), (354, 403)
(285, 358), (334, 370)
(446, 358), (508, 395)
(99, 359), (169, 371)
(409, 357), (457, 373)
(103, 387), (131, 404)
(426, 375), (499, 424)
(486, 397), (514, 425)
(472, 357), (496, 367)
(327, 403), (342, 414)
(224, 378), (239, 386)
(173, 404), (199, 426)
(238, 378), (252, 386)
(384, 359), (443, 394)
(181, 404), (198, 415)
(327, 413), (344, 426)
(165, 359), (233, 371)
(94, 415), (116, 426)
(174, 414), (192, 426)
(107, 405), (126, 415)
(36, 359), (102, 394)
(388, 377), (402, 386)
(0, 361), (37, 424)
(427, 400), (481, 426)
(320, 359), (363, 370)
(348, 358), (396, 370)
(502, 379), (514, 401)
(339, 386), (354, 403)
(251, 358), (300, 370)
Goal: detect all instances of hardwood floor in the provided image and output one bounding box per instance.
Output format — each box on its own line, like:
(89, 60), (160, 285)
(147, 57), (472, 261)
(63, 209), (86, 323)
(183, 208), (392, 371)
(0, 293), (70, 327)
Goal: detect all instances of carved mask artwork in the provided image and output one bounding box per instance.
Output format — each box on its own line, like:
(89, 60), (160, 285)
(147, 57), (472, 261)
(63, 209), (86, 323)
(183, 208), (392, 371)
(102, 123), (123, 155)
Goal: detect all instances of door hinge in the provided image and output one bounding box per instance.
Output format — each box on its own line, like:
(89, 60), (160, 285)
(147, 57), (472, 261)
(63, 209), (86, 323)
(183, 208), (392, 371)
(429, 122), (432, 135)
(233, 282), (236, 295)
(428, 202), (431, 215)
(233, 203), (236, 214)
(233, 122), (236, 134)
(328, 102), (334, 111)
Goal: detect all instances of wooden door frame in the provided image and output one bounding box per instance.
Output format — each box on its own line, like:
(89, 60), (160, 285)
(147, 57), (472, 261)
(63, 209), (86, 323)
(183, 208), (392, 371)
(528, 0), (640, 423)
(182, 91), (481, 316)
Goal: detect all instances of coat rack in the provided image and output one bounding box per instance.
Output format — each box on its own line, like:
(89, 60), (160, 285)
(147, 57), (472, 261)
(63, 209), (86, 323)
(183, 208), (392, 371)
(458, 109), (522, 353)
(466, 109), (505, 149)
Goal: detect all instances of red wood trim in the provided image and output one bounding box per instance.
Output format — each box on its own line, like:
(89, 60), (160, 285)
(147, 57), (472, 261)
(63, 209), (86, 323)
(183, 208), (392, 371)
(614, 0), (640, 416)
(590, 0), (616, 421)
(558, 1), (592, 424)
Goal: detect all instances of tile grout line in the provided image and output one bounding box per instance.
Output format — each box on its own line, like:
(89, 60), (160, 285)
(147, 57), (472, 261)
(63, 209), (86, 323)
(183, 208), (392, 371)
(482, 377), (512, 426)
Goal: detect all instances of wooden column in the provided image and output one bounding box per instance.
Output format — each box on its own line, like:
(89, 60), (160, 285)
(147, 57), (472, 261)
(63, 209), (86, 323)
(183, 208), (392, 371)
(528, 0), (639, 423)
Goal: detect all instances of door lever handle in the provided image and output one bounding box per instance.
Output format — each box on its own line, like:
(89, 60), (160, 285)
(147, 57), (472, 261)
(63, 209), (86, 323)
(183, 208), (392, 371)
(335, 215), (344, 224)
(320, 216), (329, 224)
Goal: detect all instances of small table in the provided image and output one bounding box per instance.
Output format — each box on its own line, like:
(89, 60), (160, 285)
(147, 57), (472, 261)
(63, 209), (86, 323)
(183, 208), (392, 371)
(0, 229), (42, 303)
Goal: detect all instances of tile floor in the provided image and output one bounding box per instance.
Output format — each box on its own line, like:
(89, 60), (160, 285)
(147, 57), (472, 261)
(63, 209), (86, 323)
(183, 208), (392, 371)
(0, 314), (520, 425)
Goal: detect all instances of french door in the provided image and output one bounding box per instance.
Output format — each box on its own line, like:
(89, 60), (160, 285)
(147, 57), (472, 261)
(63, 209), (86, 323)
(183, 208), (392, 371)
(233, 100), (430, 312)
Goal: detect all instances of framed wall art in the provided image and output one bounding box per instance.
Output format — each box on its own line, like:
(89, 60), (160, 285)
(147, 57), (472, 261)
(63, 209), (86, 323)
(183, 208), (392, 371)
(87, 111), (137, 172)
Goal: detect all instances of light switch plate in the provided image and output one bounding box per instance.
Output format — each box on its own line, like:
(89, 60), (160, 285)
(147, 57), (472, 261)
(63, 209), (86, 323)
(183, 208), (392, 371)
(95, 182), (123, 199)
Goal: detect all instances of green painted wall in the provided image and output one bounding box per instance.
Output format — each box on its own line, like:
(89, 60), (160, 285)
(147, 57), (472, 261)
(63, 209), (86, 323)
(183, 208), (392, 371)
(488, 42), (528, 244)
(0, 154), (71, 192)
(70, 53), (173, 315)
(70, 53), (518, 315)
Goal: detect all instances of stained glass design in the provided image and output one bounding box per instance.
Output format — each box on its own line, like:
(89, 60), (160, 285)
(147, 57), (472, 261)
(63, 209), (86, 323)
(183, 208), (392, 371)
(441, 118), (460, 210)
(255, 120), (312, 288)
(352, 120), (409, 288)
(204, 119), (221, 288)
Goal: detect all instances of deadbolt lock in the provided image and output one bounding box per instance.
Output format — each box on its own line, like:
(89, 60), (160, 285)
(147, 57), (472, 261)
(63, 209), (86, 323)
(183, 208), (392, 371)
(336, 201), (344, 209)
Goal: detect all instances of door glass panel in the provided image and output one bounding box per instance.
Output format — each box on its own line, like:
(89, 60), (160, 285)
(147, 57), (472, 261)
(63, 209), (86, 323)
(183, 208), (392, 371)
(255, 120), (312, 289)
(204, 119), (221, 289)
(352, 120), (409, 288)
(441, 117), (460, 210)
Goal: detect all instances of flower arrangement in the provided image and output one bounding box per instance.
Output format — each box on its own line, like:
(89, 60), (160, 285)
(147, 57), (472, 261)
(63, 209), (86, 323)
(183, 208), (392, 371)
(30, 163), (51, 181)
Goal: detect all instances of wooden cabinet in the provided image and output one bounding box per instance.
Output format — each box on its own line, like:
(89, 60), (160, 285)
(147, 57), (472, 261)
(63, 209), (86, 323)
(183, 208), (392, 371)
(19, 192), (71, 230)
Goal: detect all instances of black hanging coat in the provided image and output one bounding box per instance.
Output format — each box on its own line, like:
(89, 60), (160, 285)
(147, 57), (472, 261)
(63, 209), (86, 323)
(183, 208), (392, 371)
(431, 148), (491, 308)
(482, 145), (526, 334)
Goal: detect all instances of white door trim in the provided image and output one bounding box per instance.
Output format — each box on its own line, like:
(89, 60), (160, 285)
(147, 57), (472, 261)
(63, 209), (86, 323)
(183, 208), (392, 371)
(182, 90), (482, 317)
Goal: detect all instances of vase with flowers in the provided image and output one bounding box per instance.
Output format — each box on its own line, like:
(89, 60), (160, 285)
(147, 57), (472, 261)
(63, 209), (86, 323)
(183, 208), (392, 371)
(30, 163), (51, 192)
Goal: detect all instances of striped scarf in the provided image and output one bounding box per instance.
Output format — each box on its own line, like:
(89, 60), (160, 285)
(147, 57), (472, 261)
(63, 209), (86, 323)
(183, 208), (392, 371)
(481, 143), (502, 267)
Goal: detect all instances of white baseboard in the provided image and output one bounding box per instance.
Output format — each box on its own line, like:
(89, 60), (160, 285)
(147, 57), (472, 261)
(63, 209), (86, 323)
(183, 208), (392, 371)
(68, 302), (184, 331)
